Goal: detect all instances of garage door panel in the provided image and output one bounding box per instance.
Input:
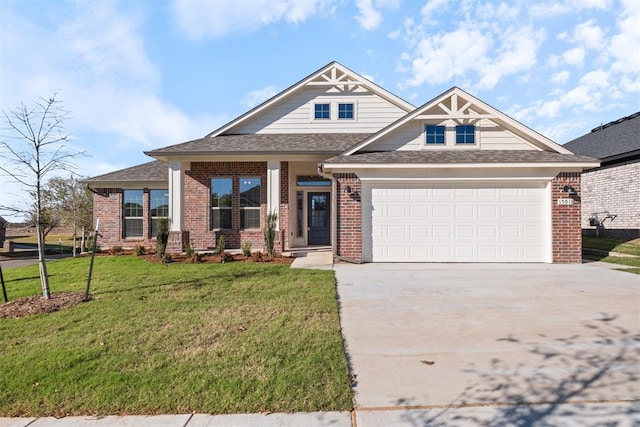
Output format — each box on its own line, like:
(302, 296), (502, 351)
(366, 182), (547, 262)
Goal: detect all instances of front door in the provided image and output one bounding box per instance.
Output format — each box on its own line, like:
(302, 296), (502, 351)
(307, 192), (330, 245)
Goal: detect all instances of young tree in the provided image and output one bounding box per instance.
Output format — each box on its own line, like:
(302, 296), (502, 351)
(41, 176), (93, 256)
(0, 94), (84, 299)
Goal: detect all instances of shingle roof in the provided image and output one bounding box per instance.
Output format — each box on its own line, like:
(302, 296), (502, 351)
(563, 112), (640, 161)
(144, 133), (372, 156)
(84, 160), (167, 183)
(323, 150), (598, 165)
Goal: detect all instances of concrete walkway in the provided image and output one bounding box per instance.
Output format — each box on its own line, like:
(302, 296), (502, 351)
(290, 250), (333, 269)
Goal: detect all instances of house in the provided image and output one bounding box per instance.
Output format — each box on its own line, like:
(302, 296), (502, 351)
(85, 61), (599, 263)
(564, 112), (640, 239)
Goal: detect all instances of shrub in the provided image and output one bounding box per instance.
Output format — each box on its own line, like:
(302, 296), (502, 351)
(156, 218), (170, 259)
(134, 245), (147, 256)
(251, 251), (264, 263)
(264, 211), (278, 258)
(109, 246), (123, 255)
(213, 235), (225, 255)
(241, 241), (252, 257)
(161, 253), (172, 264)
(184, 241), (194, 258)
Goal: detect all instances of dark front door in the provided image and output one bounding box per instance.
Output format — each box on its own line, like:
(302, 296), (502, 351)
(308, 192), (330, 245)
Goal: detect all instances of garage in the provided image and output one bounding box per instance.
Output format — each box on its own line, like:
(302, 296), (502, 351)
(362, 181), (550, 262)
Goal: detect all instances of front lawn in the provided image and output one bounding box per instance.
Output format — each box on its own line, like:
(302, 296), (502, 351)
(0, 257), (352, 417)
(582, 236), (640, 256)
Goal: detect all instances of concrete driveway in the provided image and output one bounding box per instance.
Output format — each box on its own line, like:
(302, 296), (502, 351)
(335, 263), (640, 425)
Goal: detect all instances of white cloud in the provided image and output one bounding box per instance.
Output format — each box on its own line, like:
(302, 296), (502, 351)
(355, 0), (382, 30)
(172, 0), (334, 39)
(242, 85), (280, 108)
(609, 0), (640, 73)
(562, 47), (585, 67)
(571, 20), (607, 50)
(421, 0), (449, 21)
(550, 70), (571, 84)
(529, 0), (611, 18)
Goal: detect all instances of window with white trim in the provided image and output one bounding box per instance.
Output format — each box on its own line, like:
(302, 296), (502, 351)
(240, 177), (261, 229)
(211, 178), (232, 229)
(314, 103), (330, 119)
(456, 125), (475, 144)
(338, 103), (354, 119)
(149, 189), (169, 238)
(425, 125), (445, 145)
(123, 190), (143, 238)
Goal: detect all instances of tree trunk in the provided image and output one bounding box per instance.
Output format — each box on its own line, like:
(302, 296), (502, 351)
(35, 218), (51, 299)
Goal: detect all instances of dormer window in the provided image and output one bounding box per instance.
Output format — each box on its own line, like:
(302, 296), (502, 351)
(314, 103), (330, 119)
(425, 125), (445, 145)
(338, 103), (354, 119)
(456, 125), (475, 144)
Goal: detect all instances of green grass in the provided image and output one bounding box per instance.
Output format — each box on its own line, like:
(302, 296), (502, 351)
(5, 233), (76, 252)
(582, 236), (640, 256)
(0, 257), (353, 416)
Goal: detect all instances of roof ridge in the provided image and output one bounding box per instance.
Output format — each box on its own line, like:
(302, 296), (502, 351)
(591, 111), (640, 133)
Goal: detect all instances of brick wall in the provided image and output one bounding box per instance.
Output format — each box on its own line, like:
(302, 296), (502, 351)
(580, 159), (640, 239)
(551, 172), (582, 263)
(335, 173), (362, 262)
(183, 161), (288, 253)
(93, 188), (159, 250)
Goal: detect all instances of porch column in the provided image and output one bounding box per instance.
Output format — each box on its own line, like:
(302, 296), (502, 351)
(267, 160), (280, 230)
(168, 160), (185, 232)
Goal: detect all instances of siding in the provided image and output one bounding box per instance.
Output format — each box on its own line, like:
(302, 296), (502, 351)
(232, 87), (407, 134)
(365, 119), (539, 152)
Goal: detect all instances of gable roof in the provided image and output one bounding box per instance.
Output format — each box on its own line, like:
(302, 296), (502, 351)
(341, 86), (572, 156)
(145, 133), (371, 160)
(84, 160), (167, 184)
(563, 112), (640, 162)
(0, 216), (7, 227)
(207, 61), (415, 137)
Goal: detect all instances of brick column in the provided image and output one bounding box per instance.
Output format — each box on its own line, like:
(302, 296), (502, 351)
(552, 172), (582, 263)
(335, 173), (362, 262)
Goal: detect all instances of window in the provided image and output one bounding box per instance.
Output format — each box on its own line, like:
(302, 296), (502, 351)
(338, 103), (354, 119)
(296, 191), (303, 237)
(425, 125), (445, 144)
(123, 190), (143, 238)
(314, 103), (330, 119)
(211, 178), (232, 229)
(240, 177), (261, 229)
(456, 125), (475, 144)
(149, 189), (169, 238)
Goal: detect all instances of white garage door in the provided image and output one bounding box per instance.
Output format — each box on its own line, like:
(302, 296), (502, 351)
(363, 182), (549, 262)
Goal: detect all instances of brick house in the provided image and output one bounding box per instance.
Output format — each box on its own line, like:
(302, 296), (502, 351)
(564, 112), (640, 239)
(85, 62), (598, 263)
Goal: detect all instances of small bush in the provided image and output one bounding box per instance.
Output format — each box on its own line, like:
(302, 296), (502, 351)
(134, 245), (147, 256)
(219, 251), (233, 263)
(161, 253), (173, 264)
(156, 217), (170, 259)
(109, 246), (123, 255)
(264, 211), (277, 258)
(184, 241), (194, 258)
(214, 235), (225, 255)
(251, 251), (264, 262)
(241, 241), (252, 257)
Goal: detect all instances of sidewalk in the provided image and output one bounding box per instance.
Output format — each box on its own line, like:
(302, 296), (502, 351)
(2, 412), (352, 427)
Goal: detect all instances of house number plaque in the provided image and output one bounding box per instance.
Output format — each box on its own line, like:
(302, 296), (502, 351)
(557, 198), (574, 205)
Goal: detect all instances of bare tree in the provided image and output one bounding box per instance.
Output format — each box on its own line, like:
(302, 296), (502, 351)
(42, 175), (93, 256)
(0, 93), (84, 299)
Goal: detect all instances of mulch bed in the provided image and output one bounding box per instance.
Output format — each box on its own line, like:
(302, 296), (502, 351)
(0, 292), (86, 319)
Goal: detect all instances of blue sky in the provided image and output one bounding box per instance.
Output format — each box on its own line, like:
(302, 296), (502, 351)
(1, 0), (639, 220)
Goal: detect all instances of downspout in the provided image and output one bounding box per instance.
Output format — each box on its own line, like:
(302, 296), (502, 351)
(317, 163), (362, 264)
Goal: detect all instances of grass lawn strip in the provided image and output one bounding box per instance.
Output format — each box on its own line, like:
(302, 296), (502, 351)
(582, 236), (640, 257)
(0, 257), (352, 417)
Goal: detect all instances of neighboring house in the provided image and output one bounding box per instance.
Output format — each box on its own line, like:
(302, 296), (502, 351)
(0, 216), (6, 248)
(85, 61), (598, 263)
(564, 112), (640, 239)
